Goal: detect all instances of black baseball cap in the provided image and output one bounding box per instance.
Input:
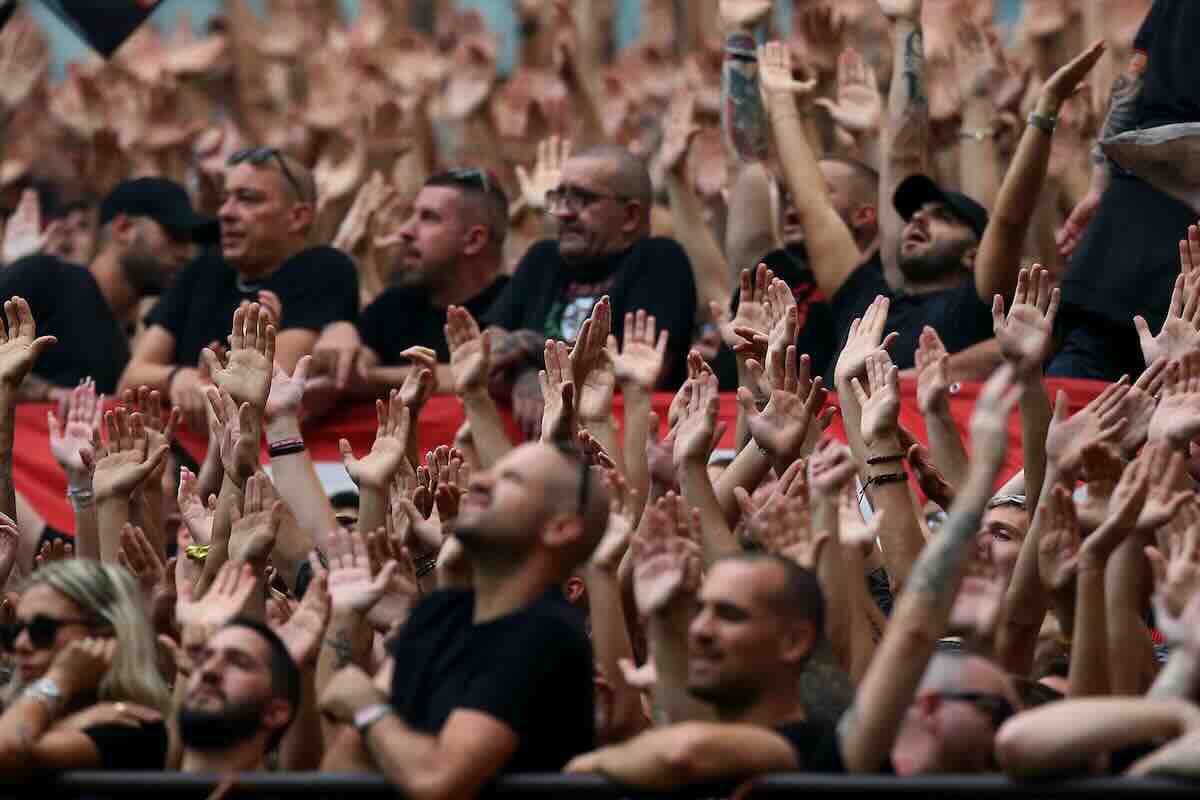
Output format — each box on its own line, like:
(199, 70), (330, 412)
(99, 178), (218, 244)
(893, 175), (988, 240)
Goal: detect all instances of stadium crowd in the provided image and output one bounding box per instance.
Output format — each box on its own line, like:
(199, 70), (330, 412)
(0, 0), (1195, 794)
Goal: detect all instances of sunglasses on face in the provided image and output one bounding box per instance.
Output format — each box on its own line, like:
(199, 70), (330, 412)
(938, 690), (1016, 730)
(0, 615), (93, 651)
(227, 147), (310, 203)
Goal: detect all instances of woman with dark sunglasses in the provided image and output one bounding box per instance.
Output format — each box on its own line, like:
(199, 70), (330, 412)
(0, 560), (170, 774)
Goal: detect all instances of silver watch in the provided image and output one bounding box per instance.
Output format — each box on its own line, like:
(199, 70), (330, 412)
(24, 678), (65, 715)
(353, 703), (392, 735)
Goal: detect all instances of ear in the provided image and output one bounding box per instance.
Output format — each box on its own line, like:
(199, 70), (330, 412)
(913, 689), (942, 730)
(109, 213), (135, 245)
(286, 202), (315, 236)
(461, 224), (489, 257)
(563, 575), (587, 605)
(778, 619), (817, 668)
(851, 204), (878, 236)
(619, 200), (644, 235)
(541, 513), (584, 551)
(262, 696), (294, 734)
(961, 245), (978, 271)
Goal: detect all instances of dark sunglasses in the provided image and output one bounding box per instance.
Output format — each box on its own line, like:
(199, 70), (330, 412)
(0, 614), (93, 651)
(939, 690), (1016, 730)
(228, 147), (310, 203)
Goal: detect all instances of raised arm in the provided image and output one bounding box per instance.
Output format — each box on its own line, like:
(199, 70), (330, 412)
(839, 366), (1020, 774)
(974, 40), (1106, 302)
(447, 307), (512, 469)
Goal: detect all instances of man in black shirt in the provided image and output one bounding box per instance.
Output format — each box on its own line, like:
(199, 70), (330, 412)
(1051, 0), (1196, 380)
(0, 177), (207, 397)
(120, 147), (358, 431)
(312, 169), (510, 396)
(178, 618), (301, 772)
(319, 442), (609, 796)
(482, 145), (696, 434)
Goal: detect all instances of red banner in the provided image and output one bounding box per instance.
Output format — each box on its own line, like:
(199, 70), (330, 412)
(15, 378), (1109, 534)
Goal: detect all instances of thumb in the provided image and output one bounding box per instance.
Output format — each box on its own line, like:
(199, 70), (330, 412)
(733, 486), (754, 516)
(372, 559), (398, 593)
(1133, 315), (1151, 341)
(338, 438), (355, 465)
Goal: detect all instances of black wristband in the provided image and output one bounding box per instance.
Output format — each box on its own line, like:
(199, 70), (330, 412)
(866, 454), (906, 466)
(867, 472), (908, 488)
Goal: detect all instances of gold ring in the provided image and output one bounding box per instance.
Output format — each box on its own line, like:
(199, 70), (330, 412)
(115, 702), (127, 714)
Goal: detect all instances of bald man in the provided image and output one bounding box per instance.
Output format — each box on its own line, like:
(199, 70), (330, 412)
(482, 145), (697, 429)
(120, 147), (358, 430)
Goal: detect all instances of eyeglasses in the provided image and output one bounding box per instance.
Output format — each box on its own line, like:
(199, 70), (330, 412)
(0, 615), (93, 651)
(938, 690), (1016, 730)
(546, 184), (621, 212)
(228, 147), (310, 203)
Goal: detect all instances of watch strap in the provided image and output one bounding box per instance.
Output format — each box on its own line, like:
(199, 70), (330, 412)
(353, 703), (392, 734)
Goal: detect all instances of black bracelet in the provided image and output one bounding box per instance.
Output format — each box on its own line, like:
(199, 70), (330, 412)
(414, 555), (438, 579)
(267, 438), (306, 458)
(866, 454), (906, 466)
(867, 472), (908, 488)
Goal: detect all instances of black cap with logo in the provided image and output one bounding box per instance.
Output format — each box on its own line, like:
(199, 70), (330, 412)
(893, 174), (988, 240)
(99, 178), (218, 244)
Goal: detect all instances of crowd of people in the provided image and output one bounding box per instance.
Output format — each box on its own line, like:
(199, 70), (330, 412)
(0, 0), (1194, 792)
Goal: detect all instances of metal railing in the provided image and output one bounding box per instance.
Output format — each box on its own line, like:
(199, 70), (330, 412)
(4, 772), (1195, 799)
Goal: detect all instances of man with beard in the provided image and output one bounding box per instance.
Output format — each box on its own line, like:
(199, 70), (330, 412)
(0, 178), (206, 397)
(119, 147), (358, 431)
(178, 617), (301, 772)
(319, 442), (609, 798)
(312, 169), (511, 395)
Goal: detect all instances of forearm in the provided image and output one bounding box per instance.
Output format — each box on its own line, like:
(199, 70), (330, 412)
(841, 540), (880, 684)
(0, 393), (14, 522)
(193, 475), (241, 597)
(996, 699), (1195, 778)
(0, 695), (57, 770)
(725, 163), (778, 277)
(680, 461), (739, 566)
(1105, 535), (1158, 695)
(581, 416), (623, 477)
(117, 361), (176, 394)
(996, 465), (1059, 674)
(1018, 375), (1051, 511)
(879, 18), (929, 281)
(958, 99), (1001, 210)
(278, 670), (323, 770)
(583, 566), (646, 741)
(621, 387), (652, 520)
(863, 435), (926, 593)
(814, 498), (852, 676)
(134, 486), (166, 558)
(836, 377), (870, 475)
(1067, 564), (1109, 697)
(664, 173), (733, 313)
(12, 373), (64, 403)
(923, 408), (968, 491)
(945, 338), (1003, 382)
(265, 415), (333, 559)
(460, 388), (512, 469)
(317, 612), (372, 702)
(720, 32), (769, 162)
(196, 437), (224, 503)
(647, 607), (715, 725)
(711, 442), (771, 528)
(96, 498), (131, 564)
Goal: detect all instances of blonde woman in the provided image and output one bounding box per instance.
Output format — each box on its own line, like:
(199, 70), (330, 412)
(0, 560), (170, 773)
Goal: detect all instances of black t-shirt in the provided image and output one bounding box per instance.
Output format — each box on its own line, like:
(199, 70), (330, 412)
(1133, 0), (1200, 129)
(0, 255), (129, 393)
(387, 587), (594, 774)
(775, 720), (896, 774)
(83, 719), (169, 769)
(482, 238), (697, 387)
(145, 246), (359, 367)
(830, 253), (994, 374)
(358, 276), (509, 365)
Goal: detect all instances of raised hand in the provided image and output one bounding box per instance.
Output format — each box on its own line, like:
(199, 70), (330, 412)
(876, 0), (922, 21)
(673, 373), (722, 466)
(205, 387), (259, 485)
(516, 135), (570, 211)
(397, 347), (437, 413)
(177, 560), (256, 633)
(177, 467), (216, 546)
(2, 188), (59, 264)
(91, 408), (169, 502)
(631, 499), (703, 616)
(1134, 274), (1200, 368)
(444, 305), (489, 395)
(659, 88), (699, 176)
(1132, 440), (1191, 533)
(200, 303), (274, 410)
(1149, 353), (1200, 447)
(992, 265), (1060, 374)
(578, 346), (616, 428)
(1045, 380), (1131, 474)
(907, 442), (958, 510)
(740, 349), (827, 472)
(228, 472), (281, 564)
(719, 0), (772, 31)
(1038, 485), (1082, 592)
(590, 469), (637, 573)
(1038, 39), (1106, 112)
(1075, 442), (1124, 533)
(715, 264), (772, 358)
(1147, 499), (1200, 622)
(851, 351), (901, 447)
(807, 438), (858, 498)
(49, 379), (103, 483)
(967, 365), (1022, 474)
(835, 295), (898, 385)
(814, 47), (883, 135)
(914, 326), (951, 416)
(756, 41), (817, 105)
(34, 538), (73, 569)
(339, 391), (410, 490)
(953, 21), (1002, 103)
(117, 523), (166, 598)
(0, 296), (55, 388)
(539, 339), (576, 443)
(265, 355), (311, 425)
(611, 310), (668, 391)
(122, 386), (180, 485)
(275, 571), (330, 669)
(1118, 357), (1169, 456)
(326, 527), (397, 616)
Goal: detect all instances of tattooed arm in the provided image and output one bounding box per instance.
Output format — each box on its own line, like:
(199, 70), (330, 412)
(837, 366), (1019, 774)
(721, 31), (770, 163)
(878, 1), (928, 288)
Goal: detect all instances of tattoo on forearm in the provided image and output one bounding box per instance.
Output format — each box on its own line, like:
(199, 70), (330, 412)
(324, 631), (355, 669)
(722, 33), (769, 162)
(904, 503), (985, 604)
(902, 29), (927, 108)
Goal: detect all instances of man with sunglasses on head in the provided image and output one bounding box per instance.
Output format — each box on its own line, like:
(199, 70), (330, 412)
(119, 147), (358, 431)
(0, 178), (207, 398)
(319, 441), (609, 798)
(480, 145), (696, 433)
(312, 168), (510, 395)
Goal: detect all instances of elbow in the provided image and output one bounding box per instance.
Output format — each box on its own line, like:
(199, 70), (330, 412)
(660, 724), (715, 784)
(993, 718), (1062, 778)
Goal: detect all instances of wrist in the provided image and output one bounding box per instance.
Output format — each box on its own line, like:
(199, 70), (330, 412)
(264, 413), (301, 440)
(863, 431), (902, 453)
(65, 471), (93, 492)
(42, 669), (80, 700)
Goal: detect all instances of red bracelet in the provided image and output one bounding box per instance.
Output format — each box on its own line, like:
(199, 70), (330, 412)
(267, 438), (305, 458)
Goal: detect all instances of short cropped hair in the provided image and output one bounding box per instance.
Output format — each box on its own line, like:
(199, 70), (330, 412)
(819, 156), (879, 207)
(717, 552), (825, 642)
(572, 144), (653, 225)
(225, 616), (302, 748)
(425, 169), (510, 251)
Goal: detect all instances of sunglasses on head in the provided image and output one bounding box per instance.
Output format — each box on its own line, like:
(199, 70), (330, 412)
(443, 167), (495, 196)
(0, 614), (93, 651)
(227, 147), (310, 203)
(938, 690), (1016, 730)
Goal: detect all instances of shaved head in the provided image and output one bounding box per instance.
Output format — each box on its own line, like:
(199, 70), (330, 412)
(572, 145), (653, 226)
